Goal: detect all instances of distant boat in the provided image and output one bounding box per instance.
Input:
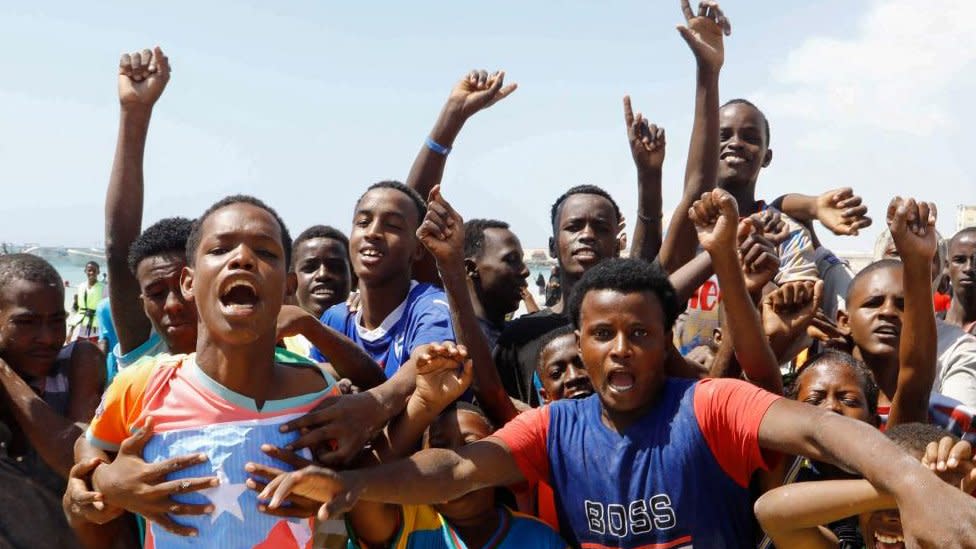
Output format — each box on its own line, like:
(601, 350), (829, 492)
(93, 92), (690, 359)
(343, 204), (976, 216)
(67, 248), (106, 261)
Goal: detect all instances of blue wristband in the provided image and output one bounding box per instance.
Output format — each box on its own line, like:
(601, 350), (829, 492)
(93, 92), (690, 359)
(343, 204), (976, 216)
(425, 136), (451, 156)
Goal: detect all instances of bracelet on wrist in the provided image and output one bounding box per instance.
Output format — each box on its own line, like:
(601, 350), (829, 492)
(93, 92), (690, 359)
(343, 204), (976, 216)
(425, 136), (451, 156)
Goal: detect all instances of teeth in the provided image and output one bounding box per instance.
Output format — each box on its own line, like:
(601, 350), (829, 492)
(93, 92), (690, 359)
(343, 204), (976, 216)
(361, 249), (382, 257)
(875, 532), (903, 544)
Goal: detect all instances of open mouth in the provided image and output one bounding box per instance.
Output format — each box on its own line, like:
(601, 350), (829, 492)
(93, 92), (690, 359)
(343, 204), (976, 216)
(572, 248), (599, 263)
(873, 325), (899, 339)
(219, 279), (260, 315)
(873, 531), (904, 549)
(565, 387), (594, 400)
(358, 247), (385, 266)
(719, 152), (749, 166)
(607, 371), (635, 393)
(309, 284), (336, 298)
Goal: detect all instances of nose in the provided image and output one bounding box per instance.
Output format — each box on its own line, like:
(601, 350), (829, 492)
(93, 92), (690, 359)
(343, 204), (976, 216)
(609, 332), (632, 359)
(163, 289), (186, 316)
(577, 222), (597, 243)
(38, 319), (64, 347)
(821, 394), (844, 415)
(364, 218), (383, 240)
(877, 297), (900, 319)
(517, 261), (530, 279)
(313, 263), (332, 281)
(564, 361), (588, 383)
(229, 244), (256, 271)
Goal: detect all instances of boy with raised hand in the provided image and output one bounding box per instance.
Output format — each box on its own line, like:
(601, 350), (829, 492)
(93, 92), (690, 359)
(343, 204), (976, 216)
(258, 192), (976, 548)
(756, 423), (976, 549)
(831, 198), (943, 430)
(104, 46), (198, 369)
(80, 195), (342, 548)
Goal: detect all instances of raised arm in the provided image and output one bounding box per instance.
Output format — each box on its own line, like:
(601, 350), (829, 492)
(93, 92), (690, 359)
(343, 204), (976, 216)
(622, 97), (665, 261)
(406, 70), (517, 199)
(276, 305), (386, 389)
(690, 189), (782, 394)
(658, 1), (729, 272)
(886, 197), (939, 427)
(105, 47), (171, 353)
(405, 70), (517, 284)
(416, 185), (519, 424)
(772, 188), (872, 237)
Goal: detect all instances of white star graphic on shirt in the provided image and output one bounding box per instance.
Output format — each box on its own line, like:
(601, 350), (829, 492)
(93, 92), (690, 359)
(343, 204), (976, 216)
(199, 466), (247, 524)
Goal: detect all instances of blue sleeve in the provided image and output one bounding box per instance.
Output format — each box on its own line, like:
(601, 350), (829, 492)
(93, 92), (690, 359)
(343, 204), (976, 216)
(404, 292), (455, 355)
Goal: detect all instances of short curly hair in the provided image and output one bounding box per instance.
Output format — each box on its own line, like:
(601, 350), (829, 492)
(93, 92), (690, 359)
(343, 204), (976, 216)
(356, 181), (427, 227)
(0, 254), (64, 295)
(549, 185), (621, 236)
(127, 217), (194, 275)
(463, 219), (510, 260)
(185, 195), (292, 267)
(291, 225), (349, 269)
(568, 258), (679, 330)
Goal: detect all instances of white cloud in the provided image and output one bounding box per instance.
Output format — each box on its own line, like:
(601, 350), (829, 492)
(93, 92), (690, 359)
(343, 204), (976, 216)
(755, 0), (976, 136)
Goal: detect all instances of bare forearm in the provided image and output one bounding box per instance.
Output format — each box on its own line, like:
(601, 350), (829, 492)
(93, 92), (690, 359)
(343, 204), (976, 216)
(367, 362), (418, 427)
(709, 251), (782, 393)
(438, 260), (518, 424)
(668, 253), (713, 304)
(351, 444), (519, 505)
(0, 364), (81, 477)
(756, 479), (894, 548)
(406, 104), (465, 198)
(106, 107), (153, 353)
(764, 400), (936, 501)
(382, 395), (443, 462)
(659, 67), (720, 272)
(773, 194), (818, 223)
(631, 167), (663, 262)
(890, 259), (938, 425)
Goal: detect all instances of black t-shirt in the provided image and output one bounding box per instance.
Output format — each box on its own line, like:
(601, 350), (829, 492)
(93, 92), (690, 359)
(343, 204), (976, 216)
(492, 308), (569, 407)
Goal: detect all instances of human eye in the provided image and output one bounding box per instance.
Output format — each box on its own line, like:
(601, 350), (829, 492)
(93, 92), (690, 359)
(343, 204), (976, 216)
(632, 327), (648, 338)
(802, 391), (825, 405)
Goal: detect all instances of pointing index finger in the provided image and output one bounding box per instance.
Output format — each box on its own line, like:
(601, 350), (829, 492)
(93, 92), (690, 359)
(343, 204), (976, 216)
(623, 95), (635, 127)
(680, 0), (695, 22)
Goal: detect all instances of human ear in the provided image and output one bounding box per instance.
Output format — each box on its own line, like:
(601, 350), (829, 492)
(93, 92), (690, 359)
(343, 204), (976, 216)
(464, 258), (479, 280)
(548, 236), (556, 259)
(762, 148), (773, 168)
(285, 272), (298, 298)
(835, 309), (852, 336)
(180, 267), (195, 303)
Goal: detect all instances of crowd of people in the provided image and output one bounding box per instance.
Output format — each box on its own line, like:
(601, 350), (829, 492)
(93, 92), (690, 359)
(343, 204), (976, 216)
(2, 1), (976, 548)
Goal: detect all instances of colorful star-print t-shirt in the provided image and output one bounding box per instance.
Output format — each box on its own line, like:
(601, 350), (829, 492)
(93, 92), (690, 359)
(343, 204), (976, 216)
(492, 378), (781, 549)
(346, 505), (567, 549)
(87, 351), (339, 549)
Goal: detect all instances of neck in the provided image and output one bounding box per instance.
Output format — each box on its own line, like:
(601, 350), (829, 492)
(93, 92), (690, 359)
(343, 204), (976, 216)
(449, 507), (501, 546)
(470, 279), (505, 327)
(194, 328), (278, 404)
(946, 295), (976, 327)
(359, 276), (412, 330)
(719, 180), (761, 216)
(854, 346), (899, 402)
(552, 270), (581, 315)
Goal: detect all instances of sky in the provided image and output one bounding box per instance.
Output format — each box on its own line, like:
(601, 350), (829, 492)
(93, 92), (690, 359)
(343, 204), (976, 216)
(1, 0), (973, 254)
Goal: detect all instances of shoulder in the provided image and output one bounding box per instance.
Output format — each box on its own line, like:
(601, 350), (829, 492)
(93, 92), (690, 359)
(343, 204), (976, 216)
(321, 302), (352, 324)
(408, 283), (450, 310)
(497, 311), (569, 347)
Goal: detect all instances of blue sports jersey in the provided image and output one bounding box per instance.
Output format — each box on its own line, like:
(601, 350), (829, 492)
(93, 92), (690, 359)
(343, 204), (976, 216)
(495, 378), (780, 548)
(311, 282), (455, 379)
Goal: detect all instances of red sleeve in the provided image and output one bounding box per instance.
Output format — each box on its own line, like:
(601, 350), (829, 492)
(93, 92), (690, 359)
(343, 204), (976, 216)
(489, 406), (551, 486)
(693, 378), (782, 488)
